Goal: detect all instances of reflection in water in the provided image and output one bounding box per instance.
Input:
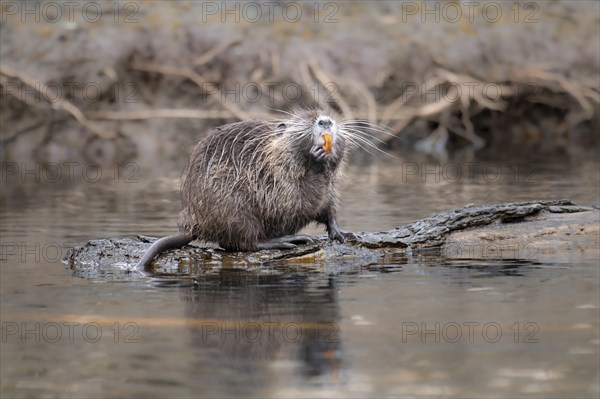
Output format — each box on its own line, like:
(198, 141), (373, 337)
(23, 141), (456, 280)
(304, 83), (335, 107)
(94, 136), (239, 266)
(177, 269), (342, 393)
(410, 250), (547, 278)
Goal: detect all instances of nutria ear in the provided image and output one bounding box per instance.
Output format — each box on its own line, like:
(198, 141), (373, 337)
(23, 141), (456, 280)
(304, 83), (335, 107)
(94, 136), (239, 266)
(277, 123), (286, 132)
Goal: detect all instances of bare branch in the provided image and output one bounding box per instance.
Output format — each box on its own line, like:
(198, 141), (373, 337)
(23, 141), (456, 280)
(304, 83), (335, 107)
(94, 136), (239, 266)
(0, 65), (117, 140)
(86, 109), (266, 121)
(307, 62), (354, 120)
(191, 39), (242, 67)
(129, 62), (250, 121)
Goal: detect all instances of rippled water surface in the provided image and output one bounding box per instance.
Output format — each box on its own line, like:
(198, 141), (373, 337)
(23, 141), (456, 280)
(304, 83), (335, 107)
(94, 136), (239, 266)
(1, 153), (599, 398)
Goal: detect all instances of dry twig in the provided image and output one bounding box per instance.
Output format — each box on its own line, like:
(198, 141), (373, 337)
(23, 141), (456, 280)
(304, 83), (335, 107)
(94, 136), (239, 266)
(307, 62), (354, 120)
(0, 65), (117, 140)
(342, 78), (377, 125)
(191, 39), (241, 67)
(129, 61), (250, 120)
(86, 109), (263, 121)
(298, 61), (336, 115)
(521, 68), (595, 118)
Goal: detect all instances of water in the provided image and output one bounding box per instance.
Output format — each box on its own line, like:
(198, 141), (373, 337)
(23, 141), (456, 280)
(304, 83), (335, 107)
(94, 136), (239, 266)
(1, 152), (599, 398)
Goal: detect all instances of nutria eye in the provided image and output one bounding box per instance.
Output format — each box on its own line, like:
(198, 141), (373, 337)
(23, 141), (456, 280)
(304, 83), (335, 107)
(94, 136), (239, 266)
(277, 123), (286, 131)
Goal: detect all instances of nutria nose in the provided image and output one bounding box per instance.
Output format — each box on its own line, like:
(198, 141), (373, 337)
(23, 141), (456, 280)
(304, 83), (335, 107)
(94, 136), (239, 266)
(317, 117), (332, 128)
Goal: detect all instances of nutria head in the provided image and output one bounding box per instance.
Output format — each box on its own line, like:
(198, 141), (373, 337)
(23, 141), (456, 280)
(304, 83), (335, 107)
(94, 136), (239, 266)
(271, 109), (347, 167)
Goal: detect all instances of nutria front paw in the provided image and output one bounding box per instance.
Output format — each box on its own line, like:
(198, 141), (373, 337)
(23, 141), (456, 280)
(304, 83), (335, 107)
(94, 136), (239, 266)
(310, 145), (329, 162)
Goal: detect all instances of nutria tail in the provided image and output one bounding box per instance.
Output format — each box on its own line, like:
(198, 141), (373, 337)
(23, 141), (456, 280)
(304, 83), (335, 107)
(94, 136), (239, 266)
(135, 233), (194, 270)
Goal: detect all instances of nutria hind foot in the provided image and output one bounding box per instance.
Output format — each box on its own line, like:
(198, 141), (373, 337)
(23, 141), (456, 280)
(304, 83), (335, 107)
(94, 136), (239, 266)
(256, 232), (356, 251)
(257, 234), (320, 250)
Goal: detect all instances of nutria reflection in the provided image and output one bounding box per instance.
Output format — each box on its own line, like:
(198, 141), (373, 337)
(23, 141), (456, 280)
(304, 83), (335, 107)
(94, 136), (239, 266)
(178, 270), (343, 393)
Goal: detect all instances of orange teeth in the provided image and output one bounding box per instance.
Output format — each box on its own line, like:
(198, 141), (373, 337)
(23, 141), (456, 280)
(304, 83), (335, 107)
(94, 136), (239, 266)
(323, 134), (333, 153)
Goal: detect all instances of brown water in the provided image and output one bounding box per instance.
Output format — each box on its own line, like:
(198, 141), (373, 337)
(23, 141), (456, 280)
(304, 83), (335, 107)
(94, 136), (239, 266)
(1, 152), (599, 398)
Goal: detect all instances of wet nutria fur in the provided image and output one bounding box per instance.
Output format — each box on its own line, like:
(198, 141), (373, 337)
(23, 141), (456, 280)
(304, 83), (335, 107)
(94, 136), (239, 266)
(136, 108), (352, 269)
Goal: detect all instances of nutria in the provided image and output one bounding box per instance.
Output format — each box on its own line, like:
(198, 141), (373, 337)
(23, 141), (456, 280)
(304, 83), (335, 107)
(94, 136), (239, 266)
(136, 108), (354, 269)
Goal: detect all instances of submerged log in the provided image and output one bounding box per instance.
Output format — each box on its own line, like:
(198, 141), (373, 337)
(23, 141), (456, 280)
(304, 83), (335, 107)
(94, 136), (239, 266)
(64, 200), (599, 278)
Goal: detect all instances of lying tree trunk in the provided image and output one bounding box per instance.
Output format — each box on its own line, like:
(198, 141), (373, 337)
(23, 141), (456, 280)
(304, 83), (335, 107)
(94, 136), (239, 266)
(64, 200), (598, 279)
